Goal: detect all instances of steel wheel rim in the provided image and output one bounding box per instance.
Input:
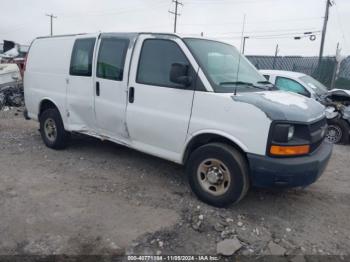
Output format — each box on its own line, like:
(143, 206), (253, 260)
(44, 118), (57, 142)
(326, 125), (342, 144)
(197, 158), (231, 196)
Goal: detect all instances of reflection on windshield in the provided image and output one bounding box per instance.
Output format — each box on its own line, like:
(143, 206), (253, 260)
(299, 75), (328, 96)
(184, 38), (267, 93)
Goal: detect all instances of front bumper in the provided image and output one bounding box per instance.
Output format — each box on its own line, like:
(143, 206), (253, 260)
(247, 141), (333, 188)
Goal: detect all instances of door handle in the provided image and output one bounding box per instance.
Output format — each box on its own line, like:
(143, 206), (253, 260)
(96, 81), (100, 96)
(129, 87), (135, 103)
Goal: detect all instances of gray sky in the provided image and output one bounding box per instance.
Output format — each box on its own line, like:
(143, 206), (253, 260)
(0, 0), (349, 56)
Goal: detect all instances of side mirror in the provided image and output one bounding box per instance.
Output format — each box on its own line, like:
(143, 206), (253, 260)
(170, 63), (192, 87)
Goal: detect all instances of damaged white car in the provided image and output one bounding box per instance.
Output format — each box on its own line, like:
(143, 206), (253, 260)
(261, 70), (350, 144)
(322, 89), (350, 144)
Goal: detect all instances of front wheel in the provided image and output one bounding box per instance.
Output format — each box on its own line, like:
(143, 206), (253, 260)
(186, 143), (250, 207)
(326, 118), (349, 144)
(39, 108), (70, 149)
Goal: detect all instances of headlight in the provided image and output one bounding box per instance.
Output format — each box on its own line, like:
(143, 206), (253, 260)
(269, 123), (310, 157)
(272, 124), (295, 143)
(287, 125), (295, 141)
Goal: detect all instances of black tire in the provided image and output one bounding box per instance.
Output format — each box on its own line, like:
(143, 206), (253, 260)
(39, 108), (70, 149)
(326, 118), (349, 144)
(186, 143), (250, 207)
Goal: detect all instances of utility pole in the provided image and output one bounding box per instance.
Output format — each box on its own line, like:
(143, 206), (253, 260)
(319, 0), (333, 62)
(242, 36), (249, 55)
(331, 42), (341, 89)
(272, 44), (279, 69)
(46, 13), (57, 36)
(169, 0), (183, 33)
(239, 14), (246, 54)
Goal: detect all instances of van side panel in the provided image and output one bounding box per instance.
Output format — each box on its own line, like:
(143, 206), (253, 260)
(24, 37), (75, 125)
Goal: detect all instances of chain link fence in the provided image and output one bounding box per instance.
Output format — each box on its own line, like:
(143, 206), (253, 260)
(246, 55), (350, 90)
(337, 56), (350, 90)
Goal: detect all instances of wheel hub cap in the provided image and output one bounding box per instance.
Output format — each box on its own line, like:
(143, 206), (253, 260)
(197, 159), (231, 196)
(326, 125), (342, 144)
(207, 167), (223, 185)
(44, 118), (57, 142)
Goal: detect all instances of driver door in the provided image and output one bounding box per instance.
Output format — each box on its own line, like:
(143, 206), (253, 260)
(126, 35), (198, 162)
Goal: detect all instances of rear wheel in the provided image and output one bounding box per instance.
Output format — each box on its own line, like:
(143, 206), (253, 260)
(326, 118), (349, 144)
(186, 143), (250, 207)
(39, 108), (70, 149)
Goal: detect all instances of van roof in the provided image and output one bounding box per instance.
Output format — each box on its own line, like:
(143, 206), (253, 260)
(36, 32), (181, 39)
(34, 32), (219, 42)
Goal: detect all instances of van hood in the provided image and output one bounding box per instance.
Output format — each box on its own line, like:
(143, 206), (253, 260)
(232, 90), (325, 122)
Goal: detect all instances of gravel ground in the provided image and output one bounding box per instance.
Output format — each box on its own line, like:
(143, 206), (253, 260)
(0, 107), (349, 260)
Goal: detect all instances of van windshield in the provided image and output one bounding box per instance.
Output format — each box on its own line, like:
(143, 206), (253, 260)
(184, 38), (268, 93)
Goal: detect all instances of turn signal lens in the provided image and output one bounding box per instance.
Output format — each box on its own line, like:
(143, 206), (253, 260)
(270, 145), (310, 156)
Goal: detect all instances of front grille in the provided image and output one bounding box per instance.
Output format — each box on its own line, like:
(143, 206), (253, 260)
(309, 118), (327, 153)
(309, 118), (327, 133)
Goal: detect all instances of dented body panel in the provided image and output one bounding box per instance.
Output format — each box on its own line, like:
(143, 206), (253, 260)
(187, 92), (271, 156)
(232, 91), (326, 122)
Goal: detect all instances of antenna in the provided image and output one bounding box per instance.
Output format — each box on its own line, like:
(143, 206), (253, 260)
(234, 14), (246, 96)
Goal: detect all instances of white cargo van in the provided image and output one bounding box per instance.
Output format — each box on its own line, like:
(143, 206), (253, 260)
(24, 33), (332, 207)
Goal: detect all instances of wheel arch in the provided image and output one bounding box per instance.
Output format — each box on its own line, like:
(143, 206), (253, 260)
(38, 98), (61, 119)
(182, 131), (248, 165)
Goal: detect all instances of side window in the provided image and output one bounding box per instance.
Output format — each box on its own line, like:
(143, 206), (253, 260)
(97, 38), (129, 81)
(263, 75), (270, 81)
(137, 39), (191, 88)
(275, 77), (309, 97)
(70, 38), (96, 77)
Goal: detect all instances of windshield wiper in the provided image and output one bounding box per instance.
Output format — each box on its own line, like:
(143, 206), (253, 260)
(220, 81), (253, 86)
(219, 81), (267, 91)
(257, 81), (272, 85)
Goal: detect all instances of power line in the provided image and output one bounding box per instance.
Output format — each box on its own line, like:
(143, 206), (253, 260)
(46, 13), (57, 36)
(209, 30), (321, 39)
(169, 0), (183, 33)
(251, 31), (321, 39)
(179, 17), (322, 27)
(209, 28), (320, 36)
